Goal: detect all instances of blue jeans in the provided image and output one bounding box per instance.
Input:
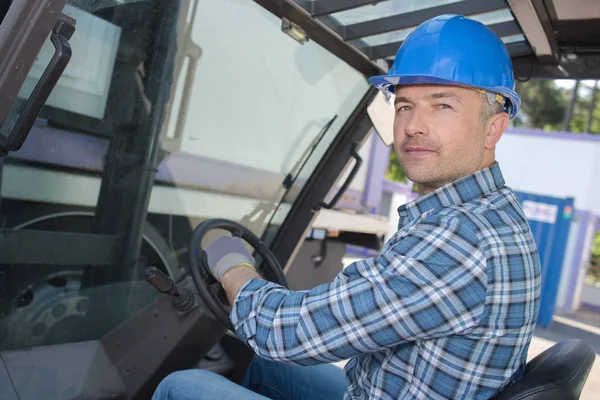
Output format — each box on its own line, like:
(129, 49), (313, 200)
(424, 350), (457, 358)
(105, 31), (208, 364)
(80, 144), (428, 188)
(152, 355), (348, 400)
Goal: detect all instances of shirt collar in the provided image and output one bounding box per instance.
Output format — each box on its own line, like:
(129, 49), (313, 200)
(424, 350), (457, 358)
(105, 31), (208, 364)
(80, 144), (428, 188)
(397, 162), (505, 226)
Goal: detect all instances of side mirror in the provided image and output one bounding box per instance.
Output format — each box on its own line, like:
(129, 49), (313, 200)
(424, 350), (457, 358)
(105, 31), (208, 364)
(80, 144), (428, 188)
(367, 90), (395, 147)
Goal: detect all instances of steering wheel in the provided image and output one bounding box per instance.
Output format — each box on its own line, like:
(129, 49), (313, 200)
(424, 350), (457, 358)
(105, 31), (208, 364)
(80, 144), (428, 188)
(189, 218), (288, 330)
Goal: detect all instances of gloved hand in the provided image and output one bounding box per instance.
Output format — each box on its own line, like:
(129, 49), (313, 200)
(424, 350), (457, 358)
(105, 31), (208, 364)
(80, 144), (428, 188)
(203, 236), (256, 283)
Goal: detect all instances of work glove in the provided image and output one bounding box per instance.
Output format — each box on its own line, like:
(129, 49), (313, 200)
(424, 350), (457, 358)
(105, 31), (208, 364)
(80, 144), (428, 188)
(203, 236), (256, 283)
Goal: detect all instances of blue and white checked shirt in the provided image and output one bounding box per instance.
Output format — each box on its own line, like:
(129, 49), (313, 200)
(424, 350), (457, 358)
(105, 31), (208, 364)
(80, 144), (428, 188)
(231, 162), (541, 400)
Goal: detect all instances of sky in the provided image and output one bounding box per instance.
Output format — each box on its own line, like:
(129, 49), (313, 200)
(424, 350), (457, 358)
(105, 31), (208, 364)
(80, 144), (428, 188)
(555, 80), (598, 89)
(556, 80), (576, 88)
(553, 80), (599, 100)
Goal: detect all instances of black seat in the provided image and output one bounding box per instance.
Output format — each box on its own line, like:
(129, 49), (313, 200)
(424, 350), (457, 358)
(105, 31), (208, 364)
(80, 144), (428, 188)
(492, 339), (595, 400)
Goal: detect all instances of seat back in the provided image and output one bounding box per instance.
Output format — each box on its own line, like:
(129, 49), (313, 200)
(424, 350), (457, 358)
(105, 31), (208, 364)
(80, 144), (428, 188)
(492, 339), (595, 400)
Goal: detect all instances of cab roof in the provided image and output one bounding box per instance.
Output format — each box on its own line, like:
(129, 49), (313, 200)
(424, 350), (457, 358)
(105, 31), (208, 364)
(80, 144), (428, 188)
(259, 0), (600, 81)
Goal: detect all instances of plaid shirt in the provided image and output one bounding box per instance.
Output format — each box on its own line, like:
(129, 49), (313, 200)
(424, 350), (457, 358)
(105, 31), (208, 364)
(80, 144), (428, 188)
(231, 162), (541, 400)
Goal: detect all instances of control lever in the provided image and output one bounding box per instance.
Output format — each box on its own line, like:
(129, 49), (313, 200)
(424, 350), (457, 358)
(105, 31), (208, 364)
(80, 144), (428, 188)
(144, 267), (195, 312)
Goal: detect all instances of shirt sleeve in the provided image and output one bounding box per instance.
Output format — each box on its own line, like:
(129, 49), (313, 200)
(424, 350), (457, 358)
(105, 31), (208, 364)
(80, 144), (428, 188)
(230, 212), (488, 366)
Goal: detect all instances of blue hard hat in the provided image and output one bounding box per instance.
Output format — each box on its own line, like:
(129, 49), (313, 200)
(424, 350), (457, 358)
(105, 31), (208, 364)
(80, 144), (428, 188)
(369, 14), (521, 118)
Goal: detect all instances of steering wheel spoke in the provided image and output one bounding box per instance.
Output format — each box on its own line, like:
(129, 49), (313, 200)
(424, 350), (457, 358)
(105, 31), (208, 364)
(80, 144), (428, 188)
(189, 218), (288, 330)
(230, 228), (243, 238)
(203, 273), (217, 285)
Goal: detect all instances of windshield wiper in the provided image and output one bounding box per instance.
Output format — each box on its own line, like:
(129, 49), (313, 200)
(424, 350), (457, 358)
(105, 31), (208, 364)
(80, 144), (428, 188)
(239, 115), (338, 234)
(282, 114), (338, 189)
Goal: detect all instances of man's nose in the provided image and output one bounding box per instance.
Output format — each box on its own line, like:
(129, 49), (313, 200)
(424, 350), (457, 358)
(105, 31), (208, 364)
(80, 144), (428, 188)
(404, 107), (428, 137)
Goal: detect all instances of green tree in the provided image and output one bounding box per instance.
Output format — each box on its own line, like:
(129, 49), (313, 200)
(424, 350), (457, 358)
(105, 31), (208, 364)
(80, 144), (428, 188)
(570, 83), (600, 134)
(385, 150), (408, 183)
(514, 80), (569, 130)
(385, 151), (420, 192)
(587, 233), (600, 285)
(593, 233), (600, 258)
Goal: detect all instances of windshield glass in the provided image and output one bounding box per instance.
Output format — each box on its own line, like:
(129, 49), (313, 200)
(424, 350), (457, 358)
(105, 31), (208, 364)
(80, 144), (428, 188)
(0, 0), (369, 351)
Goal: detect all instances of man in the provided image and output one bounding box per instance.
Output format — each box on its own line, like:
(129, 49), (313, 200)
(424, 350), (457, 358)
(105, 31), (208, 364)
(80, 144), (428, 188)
(153, 14), (541, 400)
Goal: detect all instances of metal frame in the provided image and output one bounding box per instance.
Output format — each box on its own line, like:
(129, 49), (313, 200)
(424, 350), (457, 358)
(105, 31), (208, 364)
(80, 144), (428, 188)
(93, 0), (182, 285)
(261, 0), (535, 70)
(297, 0), (392, 17)
(507, 0), (559, 64)
(0, 229), (118, 265)
(513, 54), (600, 80)
(268, 0), (600, 80)
(370, 19), (525, 59)
(507, 41), (534, 59)
(342, 0), (509, 41)
(253, 0), (386, 77)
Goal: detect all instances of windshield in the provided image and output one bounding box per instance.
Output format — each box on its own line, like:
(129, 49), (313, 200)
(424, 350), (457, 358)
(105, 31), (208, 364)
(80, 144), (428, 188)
(0, 0), (369, 351)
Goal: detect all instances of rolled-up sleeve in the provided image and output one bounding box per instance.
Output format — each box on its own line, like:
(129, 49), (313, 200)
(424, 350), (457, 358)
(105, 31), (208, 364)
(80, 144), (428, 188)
(230, 213), (488, 366)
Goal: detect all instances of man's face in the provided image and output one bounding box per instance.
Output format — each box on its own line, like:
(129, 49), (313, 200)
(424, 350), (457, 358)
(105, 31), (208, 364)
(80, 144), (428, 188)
(393, 84), (498, 195)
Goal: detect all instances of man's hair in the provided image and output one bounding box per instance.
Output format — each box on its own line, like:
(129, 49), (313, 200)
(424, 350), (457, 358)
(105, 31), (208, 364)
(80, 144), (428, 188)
(480, 93), (505, 123)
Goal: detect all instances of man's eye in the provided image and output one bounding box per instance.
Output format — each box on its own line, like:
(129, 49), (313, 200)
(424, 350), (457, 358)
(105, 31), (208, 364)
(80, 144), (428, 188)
(437, 103), (452, 109)
(396, 105), (411, 112)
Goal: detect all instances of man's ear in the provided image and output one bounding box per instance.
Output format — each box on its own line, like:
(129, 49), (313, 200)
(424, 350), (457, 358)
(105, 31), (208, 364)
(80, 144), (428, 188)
(484, 112), (509, 149)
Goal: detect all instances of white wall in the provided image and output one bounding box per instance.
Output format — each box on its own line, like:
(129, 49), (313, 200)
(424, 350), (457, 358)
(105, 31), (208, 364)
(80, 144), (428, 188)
(587, 145), (600, 213)
(572, 217), (598, 311)
(555, 212), (597, 314)
(555, 214), (581, 313)
(496, 131), (600, 214)
(581, 284), (600, 308)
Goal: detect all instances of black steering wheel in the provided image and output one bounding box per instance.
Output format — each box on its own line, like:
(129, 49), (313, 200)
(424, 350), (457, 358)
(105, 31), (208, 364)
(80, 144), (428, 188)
(189, 218), (288, 330)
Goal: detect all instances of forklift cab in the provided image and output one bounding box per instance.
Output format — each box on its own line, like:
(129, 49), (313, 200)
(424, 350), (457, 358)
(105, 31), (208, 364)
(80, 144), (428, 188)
(0, 1), (597, 399)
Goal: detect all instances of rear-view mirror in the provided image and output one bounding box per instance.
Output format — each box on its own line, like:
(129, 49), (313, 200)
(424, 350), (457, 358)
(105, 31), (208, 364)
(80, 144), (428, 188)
(367, 90), (395, 147)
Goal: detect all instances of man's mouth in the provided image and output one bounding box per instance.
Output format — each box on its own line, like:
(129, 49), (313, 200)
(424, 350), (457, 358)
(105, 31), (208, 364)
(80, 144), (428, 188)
(404, 146), (436, 157)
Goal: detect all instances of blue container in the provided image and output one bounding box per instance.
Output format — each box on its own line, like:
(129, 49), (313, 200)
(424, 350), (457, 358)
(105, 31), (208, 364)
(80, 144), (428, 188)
(514, 191), (575, 328)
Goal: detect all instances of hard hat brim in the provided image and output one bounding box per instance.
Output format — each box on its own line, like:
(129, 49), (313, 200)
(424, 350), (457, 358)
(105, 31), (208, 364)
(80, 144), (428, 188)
(369, 74), (520, 119)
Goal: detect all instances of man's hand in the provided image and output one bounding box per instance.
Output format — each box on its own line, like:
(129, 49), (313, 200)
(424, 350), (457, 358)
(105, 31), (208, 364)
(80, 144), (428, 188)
(203, 236), (255, 283)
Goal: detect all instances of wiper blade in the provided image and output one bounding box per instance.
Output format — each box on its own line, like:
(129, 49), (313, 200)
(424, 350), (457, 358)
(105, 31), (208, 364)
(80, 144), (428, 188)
(282, 114), (337, 189)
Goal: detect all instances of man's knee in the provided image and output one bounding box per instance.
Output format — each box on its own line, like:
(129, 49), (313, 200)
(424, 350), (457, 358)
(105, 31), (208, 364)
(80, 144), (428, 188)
(153, 369), (217, 399)
(165, 369), (212, 385)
